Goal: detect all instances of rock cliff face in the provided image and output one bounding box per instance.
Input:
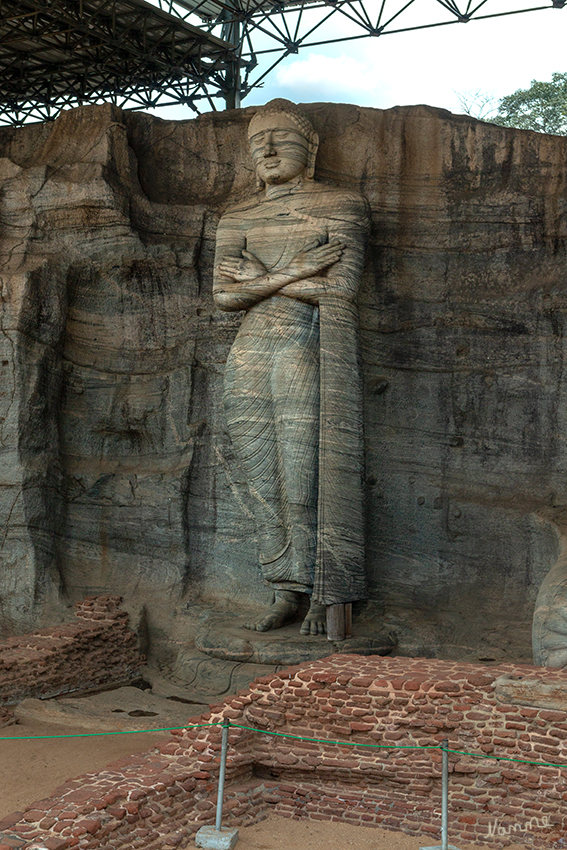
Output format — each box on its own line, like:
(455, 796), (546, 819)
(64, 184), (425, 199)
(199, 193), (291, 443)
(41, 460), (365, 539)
(1, 102), (566, 661)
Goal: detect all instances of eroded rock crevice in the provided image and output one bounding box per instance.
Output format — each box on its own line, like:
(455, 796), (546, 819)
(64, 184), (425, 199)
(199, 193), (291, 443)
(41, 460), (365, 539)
(0, 102), (566, 662)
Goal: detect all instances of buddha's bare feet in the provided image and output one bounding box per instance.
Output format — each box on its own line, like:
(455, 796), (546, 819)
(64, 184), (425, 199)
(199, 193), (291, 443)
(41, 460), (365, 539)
(300, 600), (326, 636)
(244, 591), (301, 632)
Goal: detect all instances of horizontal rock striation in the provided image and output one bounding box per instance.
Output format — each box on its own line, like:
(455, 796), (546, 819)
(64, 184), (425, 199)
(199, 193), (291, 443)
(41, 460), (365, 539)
(1, 102), (567, 658)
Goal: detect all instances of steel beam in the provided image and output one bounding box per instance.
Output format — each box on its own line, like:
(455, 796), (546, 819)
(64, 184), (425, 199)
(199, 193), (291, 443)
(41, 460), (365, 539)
(0, 0), (565, 124)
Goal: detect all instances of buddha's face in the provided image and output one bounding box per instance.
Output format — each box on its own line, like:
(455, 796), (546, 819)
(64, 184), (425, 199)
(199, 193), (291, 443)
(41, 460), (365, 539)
(248, 113), (311, 185)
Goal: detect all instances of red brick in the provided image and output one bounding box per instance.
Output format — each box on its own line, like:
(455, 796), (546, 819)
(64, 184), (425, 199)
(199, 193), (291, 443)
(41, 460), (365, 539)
(350, 721), (374, 733)
(75, 817), (101, 834)
(539, 710), (567, 722)
(312, 673), (337, 684)
(466, 674), (495, 686)
(350, 677), (374, 687)
(44, 839), (71, 850)
(108, 807), (127, 819)
(434, 681), (461, 693)
(22, 809), (45, 822)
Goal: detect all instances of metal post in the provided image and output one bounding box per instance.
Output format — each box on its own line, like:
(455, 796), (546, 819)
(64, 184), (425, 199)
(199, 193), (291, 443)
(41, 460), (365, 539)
(419, 738), (461, 850)
(195, 718), (239, 849)
(441, 738), (449, 850)
(215, 718), (230, 831)
(221, 18), (241, 109)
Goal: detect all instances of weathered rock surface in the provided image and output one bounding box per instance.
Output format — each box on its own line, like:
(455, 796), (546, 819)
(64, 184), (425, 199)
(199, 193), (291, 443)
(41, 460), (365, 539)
(1, 102), (567, 661)
(194, 611), (396, 664)
(14, 685), (204, 731)
(494, 673), (567, 710)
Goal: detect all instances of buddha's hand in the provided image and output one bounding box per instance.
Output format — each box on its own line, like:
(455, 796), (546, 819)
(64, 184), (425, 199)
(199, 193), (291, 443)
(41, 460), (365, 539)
(285, 239), (344, 279)
(218, 250), (267, 282)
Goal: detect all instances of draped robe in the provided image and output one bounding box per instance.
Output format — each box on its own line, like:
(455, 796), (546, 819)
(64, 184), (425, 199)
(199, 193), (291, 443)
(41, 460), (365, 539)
(214, 181), (370, 605)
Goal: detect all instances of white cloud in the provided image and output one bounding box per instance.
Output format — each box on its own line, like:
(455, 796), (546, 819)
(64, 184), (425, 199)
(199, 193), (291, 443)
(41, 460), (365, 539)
(250, 5), (567, 117)
(275, 53), (382, 101)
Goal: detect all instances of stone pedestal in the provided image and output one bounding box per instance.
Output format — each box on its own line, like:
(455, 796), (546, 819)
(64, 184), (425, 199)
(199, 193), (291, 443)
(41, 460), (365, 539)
(195, 826), (239, 850)
(193, 609), (396, 665)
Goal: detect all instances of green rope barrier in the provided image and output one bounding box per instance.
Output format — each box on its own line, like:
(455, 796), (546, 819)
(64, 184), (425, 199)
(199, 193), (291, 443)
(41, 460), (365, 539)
(228, 723), (439, 750)
(0, 722), (217, 741)
(227, 724), (567, 770)
(444, 747), (567, 770)
(2, 717), (567, 773)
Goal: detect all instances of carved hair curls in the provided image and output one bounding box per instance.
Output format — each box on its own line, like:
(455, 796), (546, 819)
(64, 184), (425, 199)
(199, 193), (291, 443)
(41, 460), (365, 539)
(248, 99), (319, 186)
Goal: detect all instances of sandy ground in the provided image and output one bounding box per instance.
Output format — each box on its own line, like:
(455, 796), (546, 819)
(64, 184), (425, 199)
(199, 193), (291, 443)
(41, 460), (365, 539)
(0, 719), (529, 850)
(0, 717), (165, 817)
(238, 816), (530, 850)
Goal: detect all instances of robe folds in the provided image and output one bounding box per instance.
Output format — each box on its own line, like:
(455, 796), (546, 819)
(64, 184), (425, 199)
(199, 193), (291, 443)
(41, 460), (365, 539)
(214, 181), (370, 605)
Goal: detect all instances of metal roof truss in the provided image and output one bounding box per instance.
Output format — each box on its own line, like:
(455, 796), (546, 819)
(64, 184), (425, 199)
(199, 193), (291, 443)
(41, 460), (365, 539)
(0, 0), (236, 123)
(0, 0), (565, 123)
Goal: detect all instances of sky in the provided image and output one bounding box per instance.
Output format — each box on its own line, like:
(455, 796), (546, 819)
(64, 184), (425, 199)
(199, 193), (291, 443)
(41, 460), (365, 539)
(250, 3), (567, 116)
(150, 0), (567, 121)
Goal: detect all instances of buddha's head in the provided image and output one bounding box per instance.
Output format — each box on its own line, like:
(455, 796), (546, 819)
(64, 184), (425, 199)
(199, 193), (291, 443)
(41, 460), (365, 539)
(248, 99), (319, 189)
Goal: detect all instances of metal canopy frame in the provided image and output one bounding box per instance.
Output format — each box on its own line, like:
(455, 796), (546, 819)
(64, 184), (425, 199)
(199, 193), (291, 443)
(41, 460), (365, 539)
(0, 0), (235, 123)
(0, 0), (565, 124)
(204, 0), (567, 106)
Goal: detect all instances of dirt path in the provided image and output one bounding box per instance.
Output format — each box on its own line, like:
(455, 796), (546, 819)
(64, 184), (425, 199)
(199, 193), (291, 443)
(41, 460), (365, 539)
(238, 814), (530, 850)
(0, 718), (165, 817)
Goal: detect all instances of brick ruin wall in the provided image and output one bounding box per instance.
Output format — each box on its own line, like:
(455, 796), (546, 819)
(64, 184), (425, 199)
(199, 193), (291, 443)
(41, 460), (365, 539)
(0, 595), (142, 725)
(2, 655), (567, 850)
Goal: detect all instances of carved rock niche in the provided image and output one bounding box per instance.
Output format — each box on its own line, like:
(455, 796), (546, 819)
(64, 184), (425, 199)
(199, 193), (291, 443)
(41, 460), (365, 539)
(1, 102), (567, 670)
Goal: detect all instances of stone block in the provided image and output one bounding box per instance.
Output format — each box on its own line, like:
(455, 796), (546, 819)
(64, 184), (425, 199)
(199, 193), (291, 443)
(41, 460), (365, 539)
(194, 826), (239, 850)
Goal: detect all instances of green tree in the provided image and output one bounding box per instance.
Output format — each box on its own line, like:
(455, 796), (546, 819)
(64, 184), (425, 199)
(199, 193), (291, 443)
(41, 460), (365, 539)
(493, 72), (567, 135)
